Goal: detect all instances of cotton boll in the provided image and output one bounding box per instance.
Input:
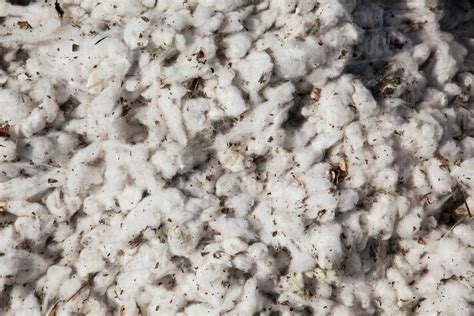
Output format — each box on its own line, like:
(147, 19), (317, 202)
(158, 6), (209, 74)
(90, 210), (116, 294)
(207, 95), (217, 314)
(58, 277), (83, 301)
(121, 197), (162, 238)
(344, 122), (365, 148)
(425, 158), (452, 194)
(117, 186), (143, 212)
(372, 144), (395, 168)
(232, 254), (253, 272)
(337, 189), (359, 212)
(451, 158), (474, 189)
(182, 98), (212, 138)
(167, 222), (202, 256)
(374, 280), (398, 314)
(438, 140), (461, 161)
(222, 237), (248, 255)
(412, 165), (429, 188)
(142, 0), (156, 8)
(235, 51), (273, 93)
(217, 147), (249, 173)
(43, 265), (72, 300)
(418, 281), (471, 316)
(216, 85), (248, 117)
(351, 80), (378, 118)
(151, 26), (175, 48)
(366, 194), (397, 240)
(14, 217), (41, 240)
(199, 0), (245, 12)
(309, 223), (343, 269)
(372, 168), (399, 191)
(0, 89), (33, 125)
(17, 136), (55, 164)
(316, 89), (356, 128)
(248, 243), (268, 260)
(271, 0), (297, 14)
(272, 40), (309, 79)
(396, 210), (422, 239)
(226, 193), (254, 217)
(0, 139), (17, 162)
(223, 32), (252, 59)
(8, 285), (41, 316)
(20, 108), (47, 138)
(82, 297), (108, 315)
(75, 247), (105, 278)
(151, 143), (182, 179)
(209, 217), (254, 240)
(193, 5), (224, 34)
(453, 223), (474, 247)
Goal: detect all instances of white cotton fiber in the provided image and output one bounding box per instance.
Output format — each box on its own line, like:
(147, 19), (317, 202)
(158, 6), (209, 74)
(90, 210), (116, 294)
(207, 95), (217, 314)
(366, 194), (398, 240)
(0, 139), (17, 162)
(1, 89), (33, 125)
(235, 51), (273, 92)
(0, 1), (473, 315)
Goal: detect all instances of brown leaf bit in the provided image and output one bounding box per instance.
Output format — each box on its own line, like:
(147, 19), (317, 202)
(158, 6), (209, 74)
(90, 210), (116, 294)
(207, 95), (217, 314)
(381, 86), (395, 98)
(330, 161), (348, 185)
(0, 123), (10, 138)
(196, 50), (206, 64)
(400, 248), (409, 256)
(415, 193), (431, 202)
(258, 73), (267, 84)
(186, 77), (204, 98)
(338, 49), (348, 59)
(417, 238), (425, 245)
(338, 157), (347, 173)
(72, 44), (80, 52)
(311, 87), (321, 102)
(264, 47), (273, 55)
(212, 229), (221, 236)
(141, 16), (150, 22)
(18, 21), (32, 30)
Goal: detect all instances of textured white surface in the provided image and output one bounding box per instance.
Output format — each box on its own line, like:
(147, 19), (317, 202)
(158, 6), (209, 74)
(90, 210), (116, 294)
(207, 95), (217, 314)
(0, 0), (473, 315)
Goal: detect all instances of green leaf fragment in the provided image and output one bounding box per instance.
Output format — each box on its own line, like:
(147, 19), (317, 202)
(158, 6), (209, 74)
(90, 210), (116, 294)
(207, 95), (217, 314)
(153, 46), (165, 58)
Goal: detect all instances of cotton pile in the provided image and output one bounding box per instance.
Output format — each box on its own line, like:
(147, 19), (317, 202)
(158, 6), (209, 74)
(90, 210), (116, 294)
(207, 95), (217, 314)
(0, 0), (473, 315)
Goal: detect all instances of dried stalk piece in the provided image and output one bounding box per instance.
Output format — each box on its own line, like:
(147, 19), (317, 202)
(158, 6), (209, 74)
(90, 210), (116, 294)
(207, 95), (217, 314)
(438, 184), (472, 225)
(46, 302), (58, 316)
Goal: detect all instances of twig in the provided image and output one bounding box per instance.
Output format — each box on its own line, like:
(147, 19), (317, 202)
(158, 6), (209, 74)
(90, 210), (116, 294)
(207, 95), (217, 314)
(66, 282), (89, 302)
(94, 36), (108, 45)
(456, 183), (472, 217)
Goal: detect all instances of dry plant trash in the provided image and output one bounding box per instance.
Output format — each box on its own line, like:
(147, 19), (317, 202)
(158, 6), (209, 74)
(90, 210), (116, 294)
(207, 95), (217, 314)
(0, 0), (474, 315)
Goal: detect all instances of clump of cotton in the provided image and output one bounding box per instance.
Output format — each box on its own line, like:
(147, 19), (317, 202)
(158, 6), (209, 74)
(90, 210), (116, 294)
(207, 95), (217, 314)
(0, 0), (473, 315)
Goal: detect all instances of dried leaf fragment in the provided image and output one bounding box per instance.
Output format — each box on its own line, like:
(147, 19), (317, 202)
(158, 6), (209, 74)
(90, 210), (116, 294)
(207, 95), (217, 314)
(338, 157), (347, 173)
(0, 123), (10, 138)
(17, 21), (32, 30)
(311, 87), (321, 102)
